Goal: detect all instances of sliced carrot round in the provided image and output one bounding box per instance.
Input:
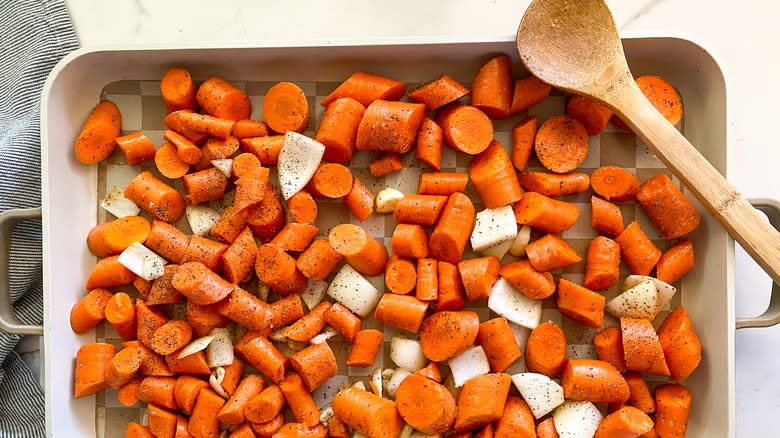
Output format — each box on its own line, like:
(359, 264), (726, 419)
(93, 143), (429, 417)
(534, 115), (589, 173)
(154, 142), (190, 179)
(263, 81), (310, 133)
(591, 166), (640, 202)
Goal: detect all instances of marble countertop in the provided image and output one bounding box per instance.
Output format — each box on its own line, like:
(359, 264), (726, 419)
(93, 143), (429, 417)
(36, 0), (778, 435)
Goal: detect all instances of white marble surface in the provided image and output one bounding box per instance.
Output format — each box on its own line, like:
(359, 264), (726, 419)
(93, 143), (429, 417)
(43, 0), (780, 435)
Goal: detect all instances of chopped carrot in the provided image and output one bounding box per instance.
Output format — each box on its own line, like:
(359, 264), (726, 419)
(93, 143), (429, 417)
(391, 223), (429, 259)
(160, 68), (197, 112)
(290, 342), (339, 391)
(525, 234), (582, 272)
(418, 172), (468, 196)
(296, 239), (343, 281)
(333, 386), (404, 438)
(245, 384), (286, 424)
(154, 142), (190, 178)
(321, 72), (406, 107)
(116, 131), (156, 165)
(287, 189), (318, 224)
(255, 244), (308, 295)
(356, 100), (426, 153)
(105, 292), (136, 340)
(217, 375), (267, 425)
(509, 75), (552, 114)
(329, 223), (388, 276)
(124, 171), (185, 222)
(221, 226), (258, 284)
(591, 166), (640, 202)
(536, 418), (559, 438)
(396, 373), (457, 434)
(74, 343), (116, 398)
(416, 258), (439, 301)
(171, 261), (234, 305)
(616, 221), (662, 276)
(316, 97), (366, 163)
(189, 388), (224, 438)
(269, 294), (304, 327)
(593, 406), (654, 438)
(654, 383), (692, 438)
(471, 55), (512, 118)
(271, 223), (319, 252)
(593, 326), (628, 373)
(216, 286), (273, 334)
(499, 260), (556, 300)
(146, 219), (189, 264)
(184, 235), (228, 273)
(384, 255), (418, 295)
(430, 192), (475, 264)
(163, 129), (202, 164)
(513, 191), (580, 233)
(511, 116), (538, 171)
(149, 320), (192, 356)
(164, 110), (209, 146)
(148, 404), (178, 438)
(437, 104), (493, 155)
(232, 119), (270, 139)
(416, 117), (443, 171)
(118, 376), (144, 406)
(324, 302), (362, 342)
(125, 422), (155, 438)
(436, 261), (466, 311)
(477, 317), (522, 373)
(561, 359), (630, 403)
(220, 360), (244, 396)
(656, 238), (694, 284)
(567, 94), (614, 136)
(132, 276), (152, 299)
(197, 76), (251, 121)
(470, 140), (523, 208)
(458, 256), (501, 301)
(165, 348), (210, 375)
(591, 196), (625, 235)
(584, 236), (621, 290)
(263, 81), (309, 133)
(658, 306), (702, 381)
(344, 177), (374, 221)
(282, 302), (331, 343)
(416, 361), (443, 382)
(419, 310), (479, 361)
(233, 172), (266, 212)
(307, 162), (354, 198)
(186, 301), (230, 338)
(494, 396), (536, 438)
(613, 75), (683, 129)
(137, 375), (178, 409)
(374, 293), (428, 333)
(621, 317), (670, 376)
(122, 340), (173, 377)
(85, 255), (135, 290)
(393, 194), (448, 226)
(557, 279), (605, 329)
(147, 265), (183, 306)
(453, 373), (512, 432)
(246, 183), (286, 241)
(239, 135), (284, 165)
(69, 288), (113, 334)
(177, 111), (236, 139)
(518, 172), (590, 197)
(234, 332), (286, 383)
(408, 75), (469, 110)
(636, 174), (701, 239)
(279, 373), (320, 427)
(346, 329), (384, 367)
(369, 152), (403, 178)
(624, 371), (655, 414)
(525, 322), (567, 377)
(74, 101), (121, 164)
(534, 115), (589, 173)
(182, 168), (228, 205)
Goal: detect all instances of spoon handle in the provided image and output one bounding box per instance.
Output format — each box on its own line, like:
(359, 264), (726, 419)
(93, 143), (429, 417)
(610, 81), (780, 285)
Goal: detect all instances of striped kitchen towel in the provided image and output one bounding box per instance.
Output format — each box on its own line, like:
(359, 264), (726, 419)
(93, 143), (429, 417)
(0, 0), (78, 436)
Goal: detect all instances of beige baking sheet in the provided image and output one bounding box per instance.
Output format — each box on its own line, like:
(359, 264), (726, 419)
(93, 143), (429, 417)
(89, 76), (683, 437)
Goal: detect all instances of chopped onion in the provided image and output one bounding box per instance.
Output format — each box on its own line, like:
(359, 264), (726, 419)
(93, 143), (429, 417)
(371, 367), (383, 398)
(327, 264), (382, 317)
(210, 159), (233, 178)
(117, 242), (166, 281)
(101, 186), (140, 218)
(488, 278), (542, 329)
(278, 132), (325, 200)
(185, 204), (221, 237)
(177, 335), (215, 359)
(390, 334), (427, 372)
(449, 345), (490, 387)
(386, 368), (411, 398)
(301, 279), (329, 311)
(310, 327), (339, 345)
(209, 367), (229, 398)
(206, 328), (233, 368)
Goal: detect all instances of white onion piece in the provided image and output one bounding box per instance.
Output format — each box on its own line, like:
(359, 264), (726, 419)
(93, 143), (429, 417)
(117, 242), (166, 281)
(206, 328), (234, 368)
(301, 279), (329, 311)
(278, 132), (325, 200)
(185, 204), (221, 237)
(177, 335), (214, 359)
(101, 186), (140, 218)
(390, 334), (427, 372)
(449, 345), (490, 387)
(211, 159), (233, 178)
(386, 368), (412, 399)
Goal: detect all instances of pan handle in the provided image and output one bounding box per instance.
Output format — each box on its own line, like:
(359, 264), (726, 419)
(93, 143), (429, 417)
(0, 207), (43, 336)
(736, 199), (780, 329)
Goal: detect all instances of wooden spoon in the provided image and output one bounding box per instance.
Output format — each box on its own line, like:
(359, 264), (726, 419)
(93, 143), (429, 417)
(517, 0), (780, 285)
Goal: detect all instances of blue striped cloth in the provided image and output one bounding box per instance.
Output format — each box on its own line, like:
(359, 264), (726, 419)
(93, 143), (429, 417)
(0, 1), (78, 436)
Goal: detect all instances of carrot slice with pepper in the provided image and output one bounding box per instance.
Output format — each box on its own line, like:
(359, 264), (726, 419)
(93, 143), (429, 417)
(396, 373), (457, 434)
(263, 81), (310, 134)
(232, 119), (269, 139)
(282, 301), (331, 343)
(216, 286), (273, 334)
(146, 219), (189, 265)
(70, 288), (113, 334)
(616, 221), (662, 276)
(534, 115), (589, 173)
(471, 55), (512, 119)
(246, 183), (286, 241)
(591, 166), (640, 202)
(255, 244), (308, 296)
(189, 388), (224, 438)
(509, 76), (552, 115)
(316, 97), (366, 163)
(333, 386), (404, 438)
(408, 75), (469, 110)
(271, 223), (319, 252)
(636, 174), (701, 239)
(324, 302), (362, 342)
(656, 238), (694, 284)
(593, 326), (628, 373)
(165, 348), (210, 375)
(511, 116), (538, 171)
(392, 223), (430, 259)
(557, 279), (605, 329)
(290, 342), (339, 391)
(561, 359), (630, 403)
(418, 172), (469, 196)
(384, 255), (418, 295)
(495, 396), (536, 438)
(217, 375), (267, 425)
(296, 239), (343, 281)
(125, 422), (155, 438)
(234, 332), (286, 383)
(430, 192), (475, 264)
(85, 255), (136, 290)
(184, 236), (228, 273)
(329, 223), (388, 276)
(269, 294), (304, 328)
(356, 100), (426, 154)
(307, 162), (354, 198)
(658, 306), (702, 381)
(525, 321), (567, 377)
(419, 310), (480, 361)
(416, 361), (443, 382)
(150, 320), (193, 356)
(470, 140), (523, 209)
(177, 111), (236, 139)
(621, 317), (670, 375)
(106, 348), (142, 392)
(436, 261), (466, 311)
(186, 301), (230, 338)
(654, 383), (692, 438)
(518, 172), (590, 197)
(346, 329), (384, 367)
(221, 227), (258, 284)
(416, 258), (439, 301)
(146, 265), (183, 306)
(137, 376), (178, 409)
(584, 236), (621, 290)
(591, 195), (625, 236)
(116, 131), (156, 165)
(249, 412), (285, 437)
(368, 152), (402, 178)
(453, 373), (512, 432)
(438, 104), (493, 155)
(105, 292), (136, 339)
(374, 293), (428, 333)
(164, 110), (209, 146)
(287, 189), (318, 224)
(125, 171), (185, 222)
(567, 94), (614, 136)
(536, 418), (559, 438)
(593, 406), (654, 438)
(499, 260), (556, 300)
(245, 384), (286, 424)
(163, 129), (202, 165)
(74, 343), (116, 398)
(344, 177), (374, 221)
(612, 75), (683, 130)
(196, 76), (251, 121)
(525, 234), (582, 272)
(240, 135), (284, 165)
(171, 261), (234, 305)
(477, 317), (523, 373)
(458, 256), (501, 301)
(624, 371), (655, 414)
(74, 100), (122, 164)
(279, 372), (320, 427)
(118, 376), (144, 407)
(322, 72), (406, 107)
(513, 192), (580, 233)
(416, 117), (443, 171)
